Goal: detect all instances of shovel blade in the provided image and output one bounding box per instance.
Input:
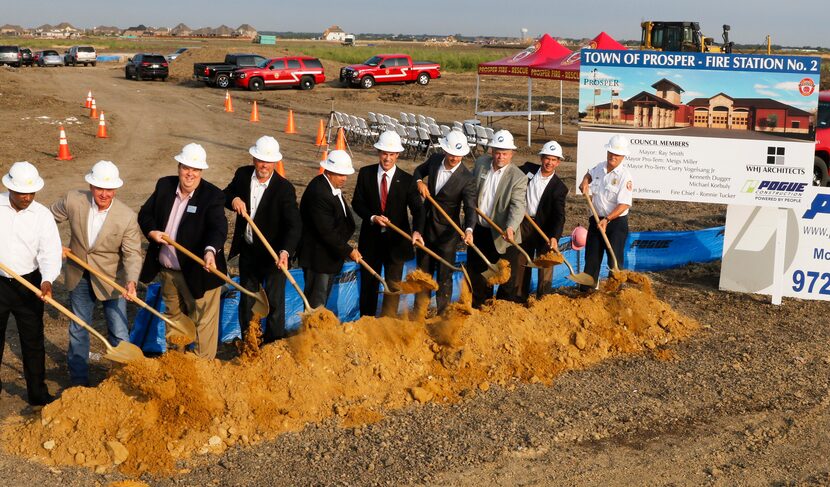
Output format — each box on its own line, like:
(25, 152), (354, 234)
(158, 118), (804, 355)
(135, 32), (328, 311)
(567, 272), (596, 287)
(106, 341), (145, 364)
(251, 287), (270, 317)
(166, 314), (197, 342)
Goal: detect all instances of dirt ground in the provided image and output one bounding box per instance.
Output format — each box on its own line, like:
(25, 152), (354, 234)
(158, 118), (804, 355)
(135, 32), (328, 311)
(0, 57), (827, 486)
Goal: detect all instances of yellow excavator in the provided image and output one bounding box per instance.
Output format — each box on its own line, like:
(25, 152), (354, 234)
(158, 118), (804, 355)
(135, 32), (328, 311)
(640, 21), (734, 53)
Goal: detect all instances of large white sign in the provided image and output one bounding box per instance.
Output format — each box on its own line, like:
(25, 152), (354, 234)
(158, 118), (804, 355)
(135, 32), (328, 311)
(720, 186), (830, 301)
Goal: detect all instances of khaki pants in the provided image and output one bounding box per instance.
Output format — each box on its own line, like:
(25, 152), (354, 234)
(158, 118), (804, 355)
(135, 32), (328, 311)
(160, 269), (221, 360)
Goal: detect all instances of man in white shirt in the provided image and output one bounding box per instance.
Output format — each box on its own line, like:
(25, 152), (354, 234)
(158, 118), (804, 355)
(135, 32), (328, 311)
(578, 134), (634, 288)
(0, 162), (62, 406)
(224, 136), (301, 343)
(51, 161), (143, 386)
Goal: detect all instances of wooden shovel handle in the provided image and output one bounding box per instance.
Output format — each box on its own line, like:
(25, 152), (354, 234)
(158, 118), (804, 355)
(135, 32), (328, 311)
(523, 214), (563, 256)
(383, 220), (459, 271)
(583, 191), (619, 271)
(474, 208), (507, 238)
(422, 192), (493, 266)
(240, 210), (312, 312)
(0, 260), (112, 351)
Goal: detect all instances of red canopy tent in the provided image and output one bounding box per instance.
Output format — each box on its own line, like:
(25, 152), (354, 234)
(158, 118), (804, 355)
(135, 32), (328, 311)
(529, 31), (627, 82)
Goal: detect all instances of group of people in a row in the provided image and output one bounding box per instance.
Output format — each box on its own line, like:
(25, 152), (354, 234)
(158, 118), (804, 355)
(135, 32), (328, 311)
(0, 127), (632, 406)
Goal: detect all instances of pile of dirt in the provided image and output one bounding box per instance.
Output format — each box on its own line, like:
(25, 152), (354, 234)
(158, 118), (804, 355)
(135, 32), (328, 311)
(1, 285), (696, 478)
(485, 259), (511, 286)
(397, 269), (439, 294)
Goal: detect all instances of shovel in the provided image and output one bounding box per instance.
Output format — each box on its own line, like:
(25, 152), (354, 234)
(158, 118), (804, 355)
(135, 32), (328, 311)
(240, 210), (320, 319)
(474, 208), (540, 269)
(583, 191), (620, 274)
(382, 220), (461, 272)
(523, 214), (595, 287)
(356, 259), (401, 295)
(161, 235), (269, 316)
(0, 261), (144, 364)
(422, 192), (502, 282)
(64, 250), (197, 342)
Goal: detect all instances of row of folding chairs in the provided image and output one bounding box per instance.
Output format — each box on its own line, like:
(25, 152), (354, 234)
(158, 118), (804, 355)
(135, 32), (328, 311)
(333, 111), (379, 148)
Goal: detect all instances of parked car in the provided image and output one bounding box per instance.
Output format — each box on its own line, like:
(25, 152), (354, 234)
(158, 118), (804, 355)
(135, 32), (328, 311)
(339, 54), (441, 89)
(125, 54), (168, 81)
(814, 90), (830, 186)
(65, 45), (97, 66)
(166, 47), (189, 62)
(0, 45), (21, 67)
(19, 48), (33, 67)
(193, 53), (268, 88)
(232, 56), (325, 91)
(35, 50), (64, 67)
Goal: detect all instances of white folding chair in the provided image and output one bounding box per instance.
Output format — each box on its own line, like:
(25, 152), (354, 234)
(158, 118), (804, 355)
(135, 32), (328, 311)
(405, 126), (420, 158)
(417, 114), (427, 125)
(474, 125), (489, 151)
(425, 116), (436, 126)
(367, 112), (379, 130)
(453, 121), (464, 131)
(440, 125), (451, 137)
(399, 112), (410, 125)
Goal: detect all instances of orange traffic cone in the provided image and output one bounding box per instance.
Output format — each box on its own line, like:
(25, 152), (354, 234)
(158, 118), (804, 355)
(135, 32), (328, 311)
(335, 128), (346, 151)
(96, 111), (109, 138)
(89, 98), (97, 118)
(83, 90), (92, 109)
(224, 90), (234, 113)
(56, 125), (73, 161)
(284, 109), (297, 134)
(249, 100), (260, 123)
(275, 161), (285, 177)
(314, 119), (325, 146)
(318, 149), (328, 174)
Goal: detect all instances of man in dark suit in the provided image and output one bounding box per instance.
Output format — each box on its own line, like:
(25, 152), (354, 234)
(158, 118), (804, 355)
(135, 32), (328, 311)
(138, 143), (228, 360)
(298, 150), (361, 308)
(412, 130), (476, 316)
(352, 130), (424, 317)
(224, 136), (301, 343)
(515, 140), (568, 301)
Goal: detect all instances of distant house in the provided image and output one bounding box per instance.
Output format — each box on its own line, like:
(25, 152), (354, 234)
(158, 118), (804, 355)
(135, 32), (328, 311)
(212, 25), (234, 37)
(122, 24), (149, 37)
(34, 22), (79, 38)
(0, 24), (24, 36)
(235, 24), (257, 39)
(191, 27), (213, 37)
(93, 25), (121, 36)
(171, 23), (192, 36)
(323, 25), (346, 42)
(152, 27), (170, 36)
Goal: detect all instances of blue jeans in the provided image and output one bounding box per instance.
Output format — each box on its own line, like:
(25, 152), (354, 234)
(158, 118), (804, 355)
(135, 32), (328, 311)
(68, 274), (130, 385)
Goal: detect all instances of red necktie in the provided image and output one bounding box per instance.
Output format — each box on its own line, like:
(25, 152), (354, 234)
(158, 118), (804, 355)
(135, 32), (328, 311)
(380, 173), (388, 213)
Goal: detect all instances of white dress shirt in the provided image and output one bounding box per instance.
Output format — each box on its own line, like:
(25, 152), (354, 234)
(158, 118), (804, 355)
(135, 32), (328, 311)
(477, 164), (506, 226)
(588, 162), (634, 217)
(526, 169), (553, 217)
(0, 193), (62, 284)
(87, 198), (111, 248)
(434, 158), (461, 194)
(376, 164), (396, 195)
(245, 172), (273, 244)
(324, 174), (347, 216)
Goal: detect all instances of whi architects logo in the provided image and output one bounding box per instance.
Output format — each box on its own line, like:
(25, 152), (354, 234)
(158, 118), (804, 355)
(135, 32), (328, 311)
(767, 146), (785, 165)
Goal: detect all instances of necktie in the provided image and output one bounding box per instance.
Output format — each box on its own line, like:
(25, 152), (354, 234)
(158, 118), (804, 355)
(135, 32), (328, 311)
(380, 173), (388, 213)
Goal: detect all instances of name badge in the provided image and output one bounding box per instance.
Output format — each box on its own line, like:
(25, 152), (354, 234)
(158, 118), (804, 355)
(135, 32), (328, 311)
(186, 205), (197, 213)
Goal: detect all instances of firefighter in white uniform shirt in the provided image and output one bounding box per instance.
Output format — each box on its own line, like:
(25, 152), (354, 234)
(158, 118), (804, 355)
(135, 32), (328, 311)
(578, 134), (633, 288)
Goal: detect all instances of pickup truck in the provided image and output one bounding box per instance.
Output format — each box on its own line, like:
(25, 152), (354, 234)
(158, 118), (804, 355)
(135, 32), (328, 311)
(193, 53), (268, 89)
(815, 90), (830, 186)
(232, 56), (325, 91)
(339, 54), (441, 89)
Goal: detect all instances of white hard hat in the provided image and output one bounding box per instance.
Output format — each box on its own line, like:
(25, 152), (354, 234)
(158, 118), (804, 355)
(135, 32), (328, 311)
(488, 129), (517, 150)
(174, 143), (209, 169)
(2, 161), (44, 193)
(373, 130), (405, 153)
(320, 150), (355, 175)
(539, 140), (563, 158)
(84, 160), (123, 189)
(438, 130), (470, 157)
(248, 135), (282, 163)
(605, 134), (629, 156)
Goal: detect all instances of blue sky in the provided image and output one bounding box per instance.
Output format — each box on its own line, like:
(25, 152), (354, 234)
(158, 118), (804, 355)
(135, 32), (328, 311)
(5, 0), (828, 47)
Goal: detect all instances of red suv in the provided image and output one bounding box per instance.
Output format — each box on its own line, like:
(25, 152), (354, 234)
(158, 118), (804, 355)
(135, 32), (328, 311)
(232, 56), (325, 91)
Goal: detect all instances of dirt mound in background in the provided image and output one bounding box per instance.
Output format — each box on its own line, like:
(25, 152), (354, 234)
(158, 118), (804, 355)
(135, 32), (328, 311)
(1, 286), (697, 478)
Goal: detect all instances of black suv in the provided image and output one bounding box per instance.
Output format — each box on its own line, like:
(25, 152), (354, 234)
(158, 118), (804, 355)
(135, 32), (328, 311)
(20, 48), (33, 67)
(125, 53), (168, 81)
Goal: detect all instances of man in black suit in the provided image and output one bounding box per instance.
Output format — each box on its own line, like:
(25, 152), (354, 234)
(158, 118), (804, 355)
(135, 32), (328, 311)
(352, 130), (424, 317)
(515, 140), (568, 301)
(138, 143), (227, 359)
(224, 136), (301, 343)
(412, 130), (476, 316)
(298, 150), (361, 308)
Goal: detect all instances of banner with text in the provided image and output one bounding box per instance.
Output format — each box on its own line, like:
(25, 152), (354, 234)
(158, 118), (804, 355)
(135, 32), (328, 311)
(576, 49), (820, 208)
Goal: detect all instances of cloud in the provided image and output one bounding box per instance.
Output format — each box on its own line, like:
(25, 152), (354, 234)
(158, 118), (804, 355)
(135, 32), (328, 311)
(774, 81), (800, 90)
(756, 89), (779, 97)
(681, 91), (705, 101)
(754, 83), (769, 89)
(673, 74), (683, 79)
(656, 70), (669, 76)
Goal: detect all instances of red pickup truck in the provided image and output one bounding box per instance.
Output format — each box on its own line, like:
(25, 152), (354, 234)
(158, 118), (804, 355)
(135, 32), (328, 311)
(339, 54), (441, 89)
(814, 90), (830, 186)
(232, 56), (325, 91)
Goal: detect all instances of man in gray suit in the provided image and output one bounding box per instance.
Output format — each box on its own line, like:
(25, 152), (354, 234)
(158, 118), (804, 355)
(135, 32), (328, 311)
(469, 130), (527, 308)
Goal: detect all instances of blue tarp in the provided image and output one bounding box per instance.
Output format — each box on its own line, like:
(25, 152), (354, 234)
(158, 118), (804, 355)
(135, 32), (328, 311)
(131, 226), (725, 350)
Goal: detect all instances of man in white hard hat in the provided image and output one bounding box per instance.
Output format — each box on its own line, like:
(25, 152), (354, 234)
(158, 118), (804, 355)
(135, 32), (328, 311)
(514, 140), (569, 301)
(298, 150), (361, 308)
(223, 136), (301, 343)
(412, 130), (476, 317)
(352, 130), (424, 317)
(469, 129), (528, 308)
(578, 134), (634, 288)
(51, 161), (142, 386)
(0, 162), (61, 406)
(138, 143), (228, 359)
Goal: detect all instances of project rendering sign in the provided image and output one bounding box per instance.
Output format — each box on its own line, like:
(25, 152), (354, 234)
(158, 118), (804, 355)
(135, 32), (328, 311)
(720, 186), (830, 301)
(576, 49), (820, 208)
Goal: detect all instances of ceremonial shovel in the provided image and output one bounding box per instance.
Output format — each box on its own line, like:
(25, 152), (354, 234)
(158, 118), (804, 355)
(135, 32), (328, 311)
(161, 235), (270, 316)
(583, 192), (621, 274)
(474, 208), (540, 269)
(356, 259), (401, 295)
(0, 261), (144, 364)
(64, 250), (197, 341)
(523, 214), (595, 287)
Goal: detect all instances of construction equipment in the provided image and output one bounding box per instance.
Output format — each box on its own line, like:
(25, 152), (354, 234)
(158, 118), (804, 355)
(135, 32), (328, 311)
(640, 21), (733, 53)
